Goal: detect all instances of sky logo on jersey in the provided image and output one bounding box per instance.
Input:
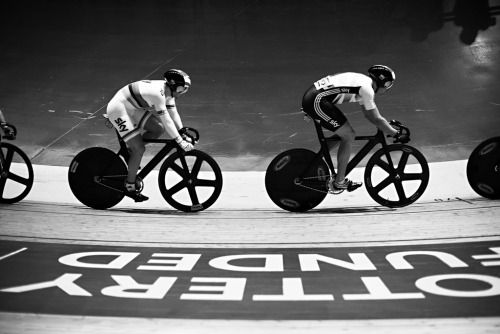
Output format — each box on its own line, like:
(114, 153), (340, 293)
(329, 119), (340, 128)
(114, 118), (128, 132)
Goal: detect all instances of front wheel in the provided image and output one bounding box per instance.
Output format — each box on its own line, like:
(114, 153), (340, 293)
(68, 147), (127, 209)
(0, 142), (34, 204)
(265, 149), (329, 212)
(467, 137), (500, 199)
(158, 150), (223, 212)
(365, 144), (429, 208)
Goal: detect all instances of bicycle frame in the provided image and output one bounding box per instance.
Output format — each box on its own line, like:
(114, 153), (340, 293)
(301, 121), (391, 181)
(114, 130), (181, 181)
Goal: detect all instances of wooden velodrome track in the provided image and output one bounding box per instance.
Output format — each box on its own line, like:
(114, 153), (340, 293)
(1, 162), (500, 333)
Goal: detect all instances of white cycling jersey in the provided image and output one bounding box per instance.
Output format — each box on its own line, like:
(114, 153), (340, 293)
(106, 80), (178, 142)
(313, 72), (377, 110)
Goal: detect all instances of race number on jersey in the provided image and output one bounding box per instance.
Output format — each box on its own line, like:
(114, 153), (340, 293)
(314, 75), (335, 91)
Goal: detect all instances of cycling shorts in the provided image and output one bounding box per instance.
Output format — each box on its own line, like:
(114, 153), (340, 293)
(301, 84), (347, 132)
(106, 90), (154, 142)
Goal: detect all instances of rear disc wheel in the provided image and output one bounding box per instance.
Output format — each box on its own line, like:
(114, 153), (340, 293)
(265, 149), (329, 212)
(467, 137), (500, 199)
(68, 147), (126, 209)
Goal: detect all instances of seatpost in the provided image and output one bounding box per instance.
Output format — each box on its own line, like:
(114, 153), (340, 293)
(115, 129), (130, 161)
(313, 120), (337, 177)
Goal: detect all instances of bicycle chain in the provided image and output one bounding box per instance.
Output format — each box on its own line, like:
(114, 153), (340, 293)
(297, 176), (345, 195)
(296, 176), (329, 194)
(95, 174), (126, 194)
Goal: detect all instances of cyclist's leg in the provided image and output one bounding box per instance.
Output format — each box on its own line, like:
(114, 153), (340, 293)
(315, 100), (360, 191)
(142, 113), (164, 140)
(332, 121), (355, 182)
(106, 100), (147, 197)
(314, 99), (351, 179)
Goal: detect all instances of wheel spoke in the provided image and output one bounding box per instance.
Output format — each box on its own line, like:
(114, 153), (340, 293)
(394, 180), (407, 201)
(2, 149), (14, 172)
(373, 176), (393, 193)
(196, 179), (218, 188)
(186, 185), (200, 205)
(374, 158), (393, 174)
(0, 177), (6, 194)
(170, 162), (188, 178)
(6, 171), (31, 186)
(402, 172), (424, 181)
(397, 151), (410, 172)
(191, 156), (203, 179)
(166, 179), (188, 196)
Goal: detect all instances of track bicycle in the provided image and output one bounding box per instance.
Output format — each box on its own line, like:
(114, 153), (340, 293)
(265, 113), (430, 212)
(68, 119), (223, 212)
(466, 136), (500, 199)
(0, 123), (34, 204)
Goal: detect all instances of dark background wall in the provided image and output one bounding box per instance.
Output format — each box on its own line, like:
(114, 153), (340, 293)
(1, 0), (499, 170)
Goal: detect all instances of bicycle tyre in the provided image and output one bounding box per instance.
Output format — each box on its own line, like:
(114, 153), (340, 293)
(158, 150), (223, 212)
(466, 136), (500, 199)
(68, 147), (127, 209)
(365, 144), (429, 208)
(265, 148), (329, 212)
(0, 142), (34, 204)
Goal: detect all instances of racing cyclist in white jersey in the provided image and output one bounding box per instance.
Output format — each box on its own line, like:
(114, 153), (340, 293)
(301, 65), (408, 193)
(106, 69), (194, 202)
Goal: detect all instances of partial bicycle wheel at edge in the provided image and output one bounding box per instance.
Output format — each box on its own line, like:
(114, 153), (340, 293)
(467, 136), (500, 199)
(365, 144), (429, 208)
(265, 148), (328, 212)
(158, 150), (223, 212)
(0, 142), (34, 204)
(68, 147), (127, 209)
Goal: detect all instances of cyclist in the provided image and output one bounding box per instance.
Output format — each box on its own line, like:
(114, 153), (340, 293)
(0, 109), (15, 140)
(106, 69), (194, 202)
(301, 65), (408, 193)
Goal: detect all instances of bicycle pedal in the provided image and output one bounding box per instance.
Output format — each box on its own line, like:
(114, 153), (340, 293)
(329, 188), (345, 195)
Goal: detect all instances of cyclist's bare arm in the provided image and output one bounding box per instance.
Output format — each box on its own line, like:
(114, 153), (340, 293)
(157, 110), (181, 139)
(167, 105), (184, 131)
(361, 105), (398, 137)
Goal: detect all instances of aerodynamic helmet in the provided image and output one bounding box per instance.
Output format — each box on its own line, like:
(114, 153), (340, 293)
(164, 69), (191, 94)
(368, 65), (396, 90)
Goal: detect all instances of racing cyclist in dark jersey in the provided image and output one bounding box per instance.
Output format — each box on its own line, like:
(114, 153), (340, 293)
(302, 65), (408, 193)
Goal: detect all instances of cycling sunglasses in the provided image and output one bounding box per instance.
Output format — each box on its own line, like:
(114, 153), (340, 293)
(384, 80), (394, 89)
(176, 85), (189, 95)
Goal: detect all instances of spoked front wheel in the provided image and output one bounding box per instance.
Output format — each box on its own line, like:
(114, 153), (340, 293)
(68, 147), (127, 209)
(467, 137), (500, 199)
(365, 144), (429, 208)
(158, 150), (223, 212)
(265, 149), (329, 212)
(0, 142), (34, 204)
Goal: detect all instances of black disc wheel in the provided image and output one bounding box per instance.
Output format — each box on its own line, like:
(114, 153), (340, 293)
(158, 150), (223, 212)
(365, 144), (429, 208)
(265, 149), (329, 212)
(0, 142), (34, 204)
(467, 137), (500, 199)
(68, 147), (127, 209)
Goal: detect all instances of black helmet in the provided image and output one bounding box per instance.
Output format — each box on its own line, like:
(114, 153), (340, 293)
(164, 69), (191, 94)
(368, 65), (396, 90)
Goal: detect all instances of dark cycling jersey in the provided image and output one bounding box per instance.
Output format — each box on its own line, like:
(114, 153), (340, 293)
(302, 72), (376, 131)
